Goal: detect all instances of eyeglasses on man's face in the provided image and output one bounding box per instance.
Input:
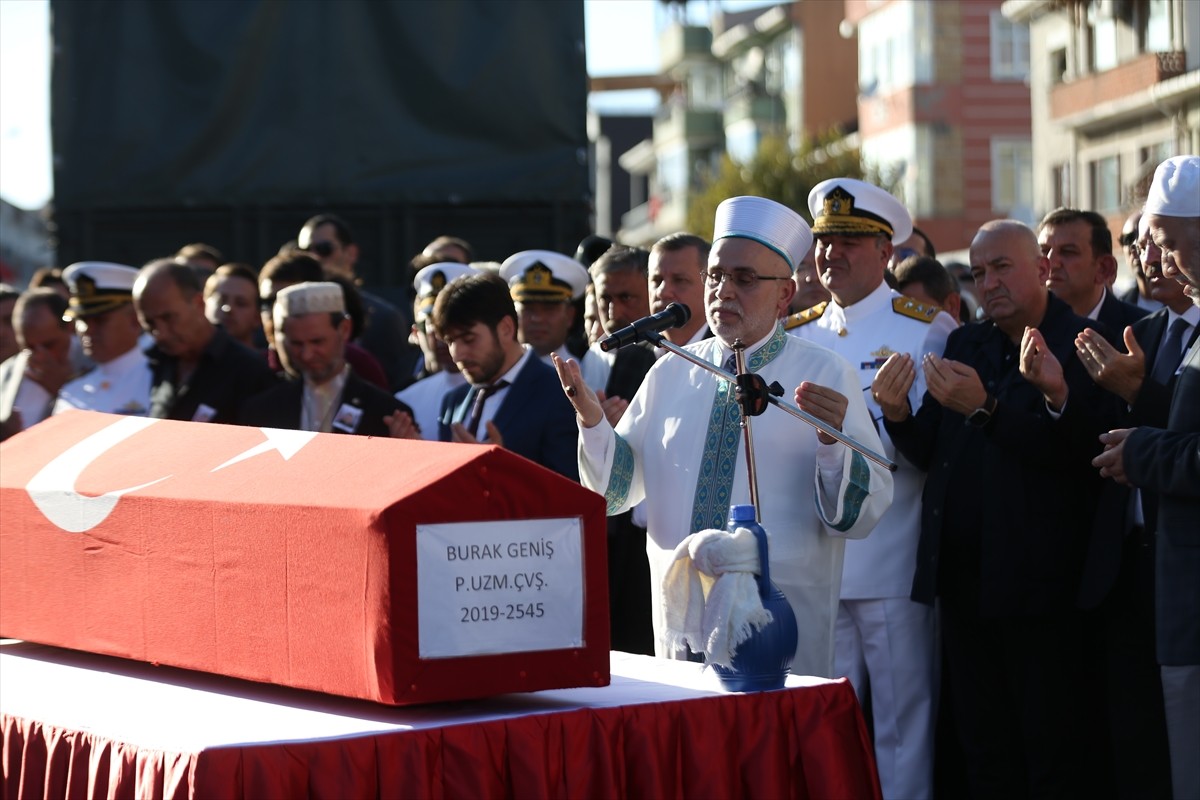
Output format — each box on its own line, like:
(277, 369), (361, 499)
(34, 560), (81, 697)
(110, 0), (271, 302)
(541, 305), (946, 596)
(705, 268), (791, 289)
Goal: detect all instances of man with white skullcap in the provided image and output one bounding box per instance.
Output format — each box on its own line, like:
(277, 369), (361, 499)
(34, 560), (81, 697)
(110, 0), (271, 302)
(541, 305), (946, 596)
(53, 262), (153, 416)
(788, 178), (956, 800)
(556, 196), (893, 678)
(500, 250), (610, 392)
(240, 282), (419, 438)
(395, 262), (478, 440)
(1094, 155), (1200, 800)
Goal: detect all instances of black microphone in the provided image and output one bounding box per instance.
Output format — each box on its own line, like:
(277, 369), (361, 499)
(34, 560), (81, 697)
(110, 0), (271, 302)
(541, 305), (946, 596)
(599, 303), (691, 352)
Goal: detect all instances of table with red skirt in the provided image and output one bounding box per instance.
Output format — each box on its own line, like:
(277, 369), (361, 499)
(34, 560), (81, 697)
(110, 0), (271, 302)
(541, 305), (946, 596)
(1, 641), (881, 799)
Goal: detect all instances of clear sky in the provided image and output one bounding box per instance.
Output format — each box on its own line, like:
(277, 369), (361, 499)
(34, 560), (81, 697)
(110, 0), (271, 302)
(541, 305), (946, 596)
(0, 0), (774, 210)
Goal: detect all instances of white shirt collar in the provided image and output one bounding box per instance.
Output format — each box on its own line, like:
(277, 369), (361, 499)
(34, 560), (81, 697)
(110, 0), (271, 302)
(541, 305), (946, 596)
(497, 345), (532, 386)
(1085, 286), (1107, 321)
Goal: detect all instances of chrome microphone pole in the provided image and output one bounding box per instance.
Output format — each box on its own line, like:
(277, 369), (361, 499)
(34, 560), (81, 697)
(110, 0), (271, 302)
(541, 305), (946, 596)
(731, 340), (762, 517)
(641, 331), (897, 473)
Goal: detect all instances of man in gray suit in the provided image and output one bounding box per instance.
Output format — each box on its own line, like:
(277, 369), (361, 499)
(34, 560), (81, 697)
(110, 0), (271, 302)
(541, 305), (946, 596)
(1094, 155), (1200, 800)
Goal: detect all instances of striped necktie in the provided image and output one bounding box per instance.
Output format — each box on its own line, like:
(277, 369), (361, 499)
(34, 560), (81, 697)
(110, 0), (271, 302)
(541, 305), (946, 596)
(465, 380), (509, 437)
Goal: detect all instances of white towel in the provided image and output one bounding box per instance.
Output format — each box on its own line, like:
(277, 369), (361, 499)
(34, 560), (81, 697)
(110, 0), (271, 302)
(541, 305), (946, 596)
(662, 526), (774, 668)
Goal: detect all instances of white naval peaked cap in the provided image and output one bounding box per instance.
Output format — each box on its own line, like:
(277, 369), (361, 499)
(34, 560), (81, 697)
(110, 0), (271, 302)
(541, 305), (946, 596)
(499, 250), (589, 302)
(273, 281), (345, 328)
(62, 261), (140, 320)
(413, 262), (480, 320)
(713, 196), (813, 271)
(808, 178), (913, 245)
(1144, 155), (1200, 218)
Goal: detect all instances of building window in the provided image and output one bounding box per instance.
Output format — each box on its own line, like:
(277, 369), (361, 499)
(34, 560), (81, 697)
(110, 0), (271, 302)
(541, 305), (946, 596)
(1090, 155), (1121, 212)
(1143, 0), (1171, 52)
(990, 11), (1030, 80)
(1049, 48), (1069, 84)
(1052, 162), (1072, 209)
(657, 145), (688, 203)
(992, 139), (1034, 222)
(1087, 0), (1120, 72)
(858, 0), (932, 94)
(725, 120), (760, 165)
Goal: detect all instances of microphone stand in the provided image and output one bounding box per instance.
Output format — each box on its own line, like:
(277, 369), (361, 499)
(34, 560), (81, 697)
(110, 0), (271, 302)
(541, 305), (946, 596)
(639, 330), (897, 475)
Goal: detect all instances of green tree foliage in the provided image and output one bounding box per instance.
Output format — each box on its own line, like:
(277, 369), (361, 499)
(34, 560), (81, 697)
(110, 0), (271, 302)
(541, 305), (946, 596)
(686, 131), (899, 241)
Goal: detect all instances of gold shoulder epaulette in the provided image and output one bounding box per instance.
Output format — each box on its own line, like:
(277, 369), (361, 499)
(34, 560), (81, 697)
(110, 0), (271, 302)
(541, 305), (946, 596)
(784, 301), (828, 330)
(892, 295), (941, 323)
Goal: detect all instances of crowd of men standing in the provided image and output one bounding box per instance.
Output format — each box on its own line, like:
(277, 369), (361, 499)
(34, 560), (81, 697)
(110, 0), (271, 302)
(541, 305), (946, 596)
(1, 155), (1197, 800)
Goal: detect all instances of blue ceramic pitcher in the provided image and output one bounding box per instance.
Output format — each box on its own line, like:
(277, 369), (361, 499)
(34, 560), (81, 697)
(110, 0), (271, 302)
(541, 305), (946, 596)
(711, 504), (799, 691)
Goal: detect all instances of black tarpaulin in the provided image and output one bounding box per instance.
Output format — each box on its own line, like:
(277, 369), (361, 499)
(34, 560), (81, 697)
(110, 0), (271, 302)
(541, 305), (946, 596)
(51, 0), (588, 208)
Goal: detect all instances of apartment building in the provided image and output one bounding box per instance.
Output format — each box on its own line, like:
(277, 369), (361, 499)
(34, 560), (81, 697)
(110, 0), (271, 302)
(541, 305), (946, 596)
(1003, 0), (1198, 236)
(617, 1), (857, 245)
(845, 0), (1034, 255)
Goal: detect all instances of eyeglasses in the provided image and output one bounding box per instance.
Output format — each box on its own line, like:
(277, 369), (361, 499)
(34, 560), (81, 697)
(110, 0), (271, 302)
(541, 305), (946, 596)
(305, 240), (337, 258)
(893, 247), (921, 263)
(1119, 232), (1138, 248)
(705, 268), (791, 289)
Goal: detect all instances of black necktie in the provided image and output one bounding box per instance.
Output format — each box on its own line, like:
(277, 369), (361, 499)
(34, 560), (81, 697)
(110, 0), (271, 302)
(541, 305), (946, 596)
(465, 380), (509, 436)
(1149, 318), (1189, 386)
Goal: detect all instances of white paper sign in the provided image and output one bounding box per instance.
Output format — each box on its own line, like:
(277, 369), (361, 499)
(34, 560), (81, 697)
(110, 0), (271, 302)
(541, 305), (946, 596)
(416, 517), (584, 659)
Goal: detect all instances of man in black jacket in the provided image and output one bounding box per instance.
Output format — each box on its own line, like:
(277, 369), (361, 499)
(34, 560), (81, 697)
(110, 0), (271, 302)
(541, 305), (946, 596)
(589, 245), (656, 654)
(872, 219), (1123, 798)
(1038, 207), (1147, 333)
(135, 260), (277, 425)
(240, 282), (418, 439)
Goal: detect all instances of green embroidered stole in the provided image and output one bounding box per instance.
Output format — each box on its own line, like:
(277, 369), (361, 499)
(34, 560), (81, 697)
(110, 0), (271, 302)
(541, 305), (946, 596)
(689, 325), (788, 532)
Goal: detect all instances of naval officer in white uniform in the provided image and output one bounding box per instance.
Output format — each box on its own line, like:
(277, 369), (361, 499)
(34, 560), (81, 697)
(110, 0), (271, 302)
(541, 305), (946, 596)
(500, 250), (610, 393)
(395, 261), (477, 440)
(54, 262), (152, 417)
(787, 179), (956, 800)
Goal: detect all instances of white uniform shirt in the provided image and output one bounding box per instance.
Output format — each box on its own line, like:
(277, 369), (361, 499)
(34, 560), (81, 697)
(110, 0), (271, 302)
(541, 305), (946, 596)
(578, 325), (893, 677)
(545, 345), (609, 393)
(396, 370), (467, 441)
(54, 346), (152, 417)
(789, 282), (956, 599)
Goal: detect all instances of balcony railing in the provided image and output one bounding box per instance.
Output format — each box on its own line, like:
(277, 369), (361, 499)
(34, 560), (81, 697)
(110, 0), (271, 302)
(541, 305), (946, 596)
(1051, 51), (1186, 119)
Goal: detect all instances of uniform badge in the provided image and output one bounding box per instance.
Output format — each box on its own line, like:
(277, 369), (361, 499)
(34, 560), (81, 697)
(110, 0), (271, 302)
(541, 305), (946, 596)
(861, 345), (896, 370)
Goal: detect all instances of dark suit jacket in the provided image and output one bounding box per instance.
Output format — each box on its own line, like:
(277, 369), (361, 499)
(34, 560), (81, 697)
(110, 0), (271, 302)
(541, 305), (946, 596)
(605, 343), (656, 401)
(438, 354), (579, 481)
(886, 294), (1124, 615)
(1096, 288), (1149, 336)
(1080, 309), (1178, 605)
(358, 289), (419, 393)
(147, 328), (278, 424)
(1125, 340), (1200, 665)
(239, 371), (412, 437)
(602, 343), (656, 655)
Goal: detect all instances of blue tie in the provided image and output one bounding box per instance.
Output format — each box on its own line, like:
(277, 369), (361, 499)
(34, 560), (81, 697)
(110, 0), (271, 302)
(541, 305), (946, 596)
(1150, 318), (1189, 386)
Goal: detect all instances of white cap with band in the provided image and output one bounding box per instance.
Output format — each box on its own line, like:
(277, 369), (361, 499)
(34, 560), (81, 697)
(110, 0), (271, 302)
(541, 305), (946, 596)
(712, 196), (813, 271)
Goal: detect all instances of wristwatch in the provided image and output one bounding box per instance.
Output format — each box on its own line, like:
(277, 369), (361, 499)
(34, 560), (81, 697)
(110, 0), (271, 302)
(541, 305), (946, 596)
(967, 395), (997, 427)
